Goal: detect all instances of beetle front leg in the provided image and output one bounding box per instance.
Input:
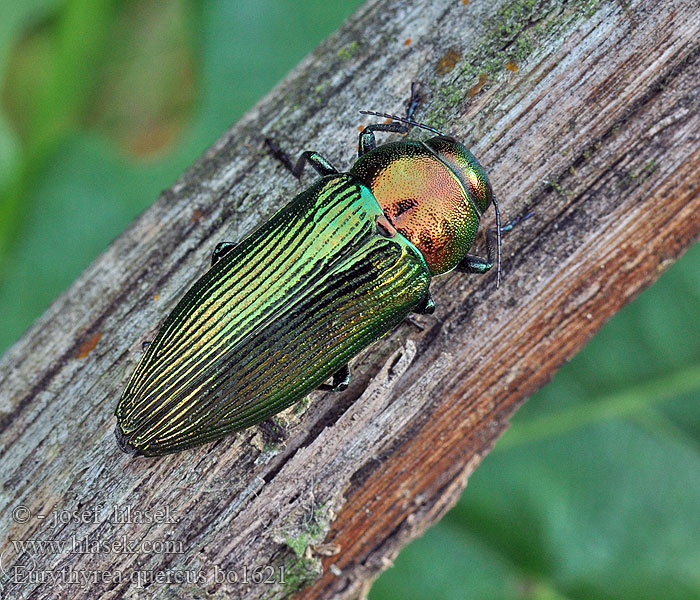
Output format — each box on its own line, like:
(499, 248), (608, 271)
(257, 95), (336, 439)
(456, 228), (496, 274)
(265, 139), (338, 177)
(317, 364), (351, 392)
(456, 255), (493, 274)
(359, 121), (412, 156)
(456, 211), (534, 274)
(358, 82), (422, 156)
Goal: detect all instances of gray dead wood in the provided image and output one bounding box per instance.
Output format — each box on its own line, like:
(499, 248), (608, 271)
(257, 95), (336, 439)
(1, 0), (699, 599)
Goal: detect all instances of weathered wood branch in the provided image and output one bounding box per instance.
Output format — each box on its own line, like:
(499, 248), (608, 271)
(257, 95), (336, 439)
(1, 0), (699, 598)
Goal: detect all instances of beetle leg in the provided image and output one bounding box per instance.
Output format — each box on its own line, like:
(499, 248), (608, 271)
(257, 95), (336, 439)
(317, 364), (351, 392)
(413, 290), (435, 314)
(359, 121), (412, 156)
(358, 83), (423, 156)
(265, 138), (338, 177)
(456, 211), (534, 274)
(456, 255), (493, 274)
(405, 81), (422, 121)
(497, 210), (534, 233)
(211, 241), (237, 266)
(456, 225), (496, 273)
(404, 315), (425, 331)
(457, 227), (496, 274)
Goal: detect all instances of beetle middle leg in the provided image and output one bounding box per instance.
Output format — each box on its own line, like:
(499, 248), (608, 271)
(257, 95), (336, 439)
(404, 289), (434, 329)
(265, 138), (338, 178)
(317, 364), (350, 392)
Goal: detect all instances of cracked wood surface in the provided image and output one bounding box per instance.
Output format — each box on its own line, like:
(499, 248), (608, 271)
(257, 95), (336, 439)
(1, 0), (699, 598)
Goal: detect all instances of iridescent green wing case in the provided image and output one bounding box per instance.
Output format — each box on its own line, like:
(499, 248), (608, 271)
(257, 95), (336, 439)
(115, 174), (430, 455)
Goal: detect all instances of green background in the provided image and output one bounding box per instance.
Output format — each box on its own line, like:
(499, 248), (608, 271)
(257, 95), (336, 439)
(1, 2), (698, 599)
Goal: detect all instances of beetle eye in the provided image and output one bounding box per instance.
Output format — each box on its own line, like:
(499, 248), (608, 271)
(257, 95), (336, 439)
(440, 135), (457, 143)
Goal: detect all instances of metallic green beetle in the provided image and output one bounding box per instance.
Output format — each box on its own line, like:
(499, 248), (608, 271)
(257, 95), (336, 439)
(115, 90), (507, 456)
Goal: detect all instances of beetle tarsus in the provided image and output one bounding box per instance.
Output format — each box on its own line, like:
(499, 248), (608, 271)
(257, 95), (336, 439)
(358, 120), (413, 156)
(317, 364), (350, 392)
(405, 81), (422, 121)
(492, 210), (535, 234)
(211, 241), (237, 266)
(358, 83), (419, 156)
(358, 82), (444, 156)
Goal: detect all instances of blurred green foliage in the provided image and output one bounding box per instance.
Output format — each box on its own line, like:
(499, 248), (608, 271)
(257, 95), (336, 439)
(1, 2), (698, 599)
(372, 244), (700, 600)
(0, 0), (365, 350)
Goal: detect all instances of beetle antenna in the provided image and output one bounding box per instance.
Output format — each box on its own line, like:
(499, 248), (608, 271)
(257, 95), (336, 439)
(493, 196), (502, 289)
(359, 110), (446, 136)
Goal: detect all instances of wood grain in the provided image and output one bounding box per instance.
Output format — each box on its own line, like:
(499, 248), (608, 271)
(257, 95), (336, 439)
(0, 0), (698, 598)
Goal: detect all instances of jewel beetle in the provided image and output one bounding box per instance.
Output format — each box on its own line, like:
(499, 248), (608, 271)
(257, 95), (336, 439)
(115, 86), (518, 456)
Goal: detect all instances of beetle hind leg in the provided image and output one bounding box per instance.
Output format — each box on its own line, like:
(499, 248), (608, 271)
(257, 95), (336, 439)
(317, 364), (351, 392)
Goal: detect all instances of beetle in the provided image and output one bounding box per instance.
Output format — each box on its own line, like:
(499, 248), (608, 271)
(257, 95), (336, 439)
(114, 87), (521, 456)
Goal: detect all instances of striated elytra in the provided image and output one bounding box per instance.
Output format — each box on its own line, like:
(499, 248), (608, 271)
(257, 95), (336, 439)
(114, 88), (507, 456)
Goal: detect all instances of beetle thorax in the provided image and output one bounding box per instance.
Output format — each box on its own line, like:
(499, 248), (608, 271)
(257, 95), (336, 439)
(350, 140), (485, 275)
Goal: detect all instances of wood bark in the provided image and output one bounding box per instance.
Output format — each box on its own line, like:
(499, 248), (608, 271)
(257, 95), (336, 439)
(1, 0), (698, 598)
